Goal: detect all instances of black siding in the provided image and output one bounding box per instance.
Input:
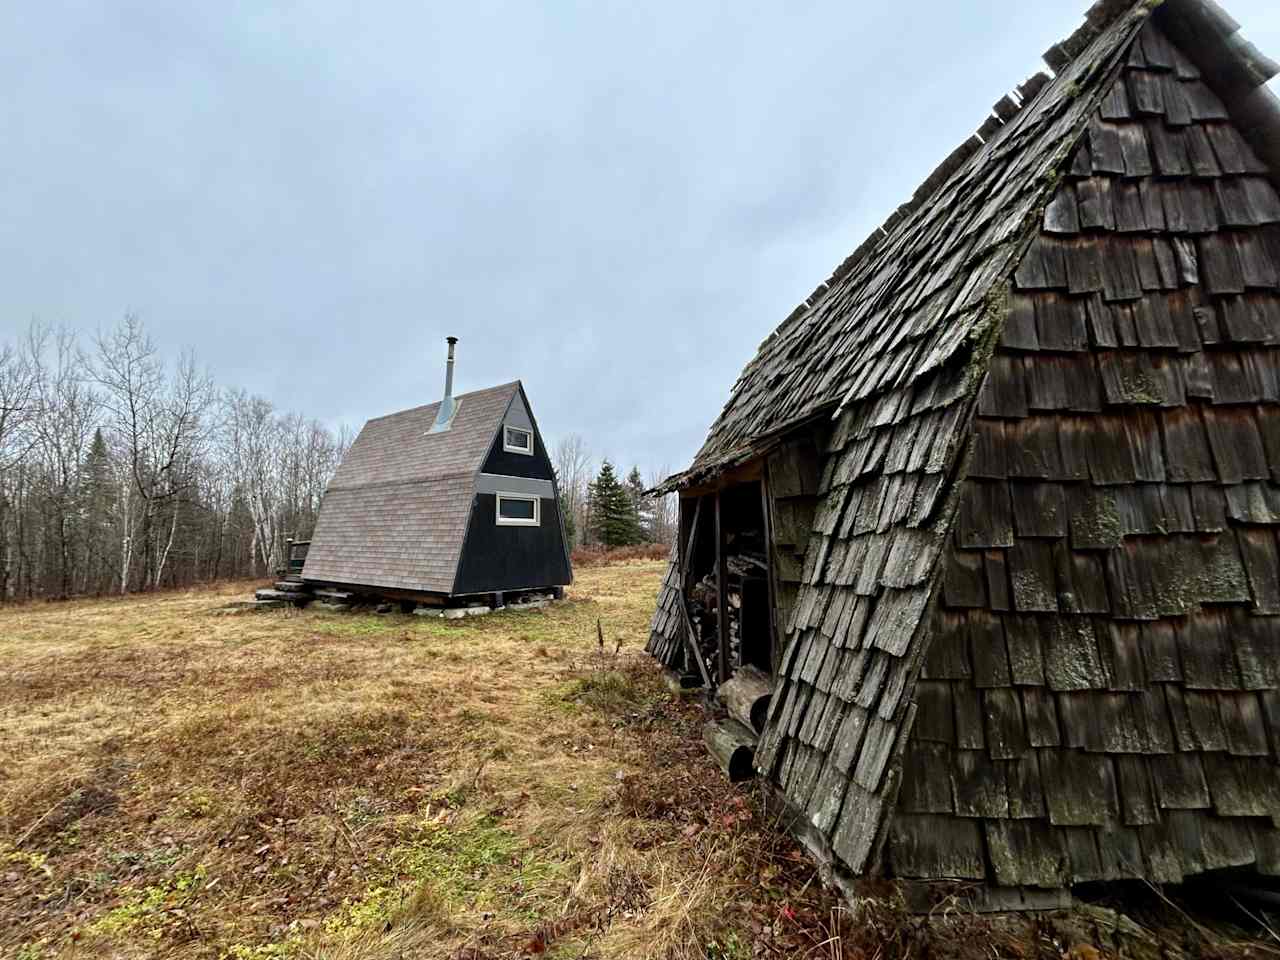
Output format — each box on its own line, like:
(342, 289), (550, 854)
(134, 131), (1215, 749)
(482, 428), (555, 480)
(453, 494), (572, 595)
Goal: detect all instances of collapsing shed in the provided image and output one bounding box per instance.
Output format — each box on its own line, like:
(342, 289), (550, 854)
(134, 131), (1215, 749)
(648, 0), (1280, 902)
(301, 339), (572, 605)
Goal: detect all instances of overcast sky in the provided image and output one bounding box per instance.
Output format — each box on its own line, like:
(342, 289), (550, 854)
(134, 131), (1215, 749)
(3, 1), (1278, 480)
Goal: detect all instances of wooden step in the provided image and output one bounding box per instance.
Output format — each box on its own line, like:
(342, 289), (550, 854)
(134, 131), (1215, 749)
(273, 580), (309, 593)
(255, 588), (304, 602)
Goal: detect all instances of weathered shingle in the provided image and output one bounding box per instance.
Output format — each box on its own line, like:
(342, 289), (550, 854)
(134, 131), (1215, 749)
(891, 8), (1280, 891)
(650, 0), (1280, 896)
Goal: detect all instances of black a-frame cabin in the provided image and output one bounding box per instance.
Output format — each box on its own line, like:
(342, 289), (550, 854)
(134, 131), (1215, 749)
(300, 339), (572, 605)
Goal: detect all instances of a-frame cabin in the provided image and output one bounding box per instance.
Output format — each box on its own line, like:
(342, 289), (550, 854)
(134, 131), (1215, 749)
(649, 0), (1280, 904)
(301, 339), (572, 605)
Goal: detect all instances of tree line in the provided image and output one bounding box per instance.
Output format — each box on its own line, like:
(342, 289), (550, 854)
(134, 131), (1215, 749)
(0, 317), (677, 601)
(0, 317), (349, 599)
(552, 437), (675, 550)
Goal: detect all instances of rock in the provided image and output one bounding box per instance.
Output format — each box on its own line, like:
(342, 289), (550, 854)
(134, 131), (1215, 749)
(443, 606), (491, 619)
(375, 603), (393, 614)
(413, 606), (444, 617)
(316, 602), (350, 612)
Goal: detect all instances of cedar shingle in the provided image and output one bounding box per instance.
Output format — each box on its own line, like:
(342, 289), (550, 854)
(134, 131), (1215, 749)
(670, 4), (1280, 893)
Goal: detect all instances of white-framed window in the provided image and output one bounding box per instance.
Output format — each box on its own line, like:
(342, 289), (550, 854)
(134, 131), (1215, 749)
(496, 492), (540, 526)
(503, 425), (533, 455)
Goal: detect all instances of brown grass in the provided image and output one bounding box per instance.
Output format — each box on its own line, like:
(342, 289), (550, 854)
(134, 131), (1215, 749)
(2, 561), (1276, 960)
(569, 544), (671, 568)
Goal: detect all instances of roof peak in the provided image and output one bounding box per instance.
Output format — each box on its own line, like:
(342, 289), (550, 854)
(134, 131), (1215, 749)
(365, 380), (520, 424)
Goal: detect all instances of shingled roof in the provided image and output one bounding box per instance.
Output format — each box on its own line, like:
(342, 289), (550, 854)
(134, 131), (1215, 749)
(302, 382), (520, 594)
(651, 0), (1280, 893)
(655, 0), (1279, 498)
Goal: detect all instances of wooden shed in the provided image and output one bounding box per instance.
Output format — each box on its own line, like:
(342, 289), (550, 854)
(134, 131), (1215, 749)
(301, 339), (572, 605)
(648, 0), (1280, 903)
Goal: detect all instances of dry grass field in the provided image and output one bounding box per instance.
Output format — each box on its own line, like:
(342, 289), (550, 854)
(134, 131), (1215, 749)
(2, 559), (1276, 960)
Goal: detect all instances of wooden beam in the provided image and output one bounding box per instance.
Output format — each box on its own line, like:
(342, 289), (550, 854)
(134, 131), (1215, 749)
(680, 496), (703, 587)
(679, 459), (765, 498)
(677, 496), (712, 689)
(715, 490), (729, 685)
(678, 599), (713, 690)
(759, 466), (781, 676)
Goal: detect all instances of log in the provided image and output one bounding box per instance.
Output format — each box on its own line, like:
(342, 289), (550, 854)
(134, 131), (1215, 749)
(715, 492), (729, 684)
(717, 666), (773, 734)
(703, 718), (757, 782)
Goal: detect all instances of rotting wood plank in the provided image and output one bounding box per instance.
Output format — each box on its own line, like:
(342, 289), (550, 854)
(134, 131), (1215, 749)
(678, 496), (713, 690)
(716, 490), (730, 684)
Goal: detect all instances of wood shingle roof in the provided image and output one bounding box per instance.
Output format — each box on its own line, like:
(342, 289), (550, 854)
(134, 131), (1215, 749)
(651, 0), (1280, 892)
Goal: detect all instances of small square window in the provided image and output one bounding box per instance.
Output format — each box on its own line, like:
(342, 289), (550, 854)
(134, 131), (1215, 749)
(496, 493), (540, 526)
(503, 426), (533, 455)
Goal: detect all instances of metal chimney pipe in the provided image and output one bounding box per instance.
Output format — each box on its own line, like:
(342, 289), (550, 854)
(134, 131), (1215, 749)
(443, 336), (458, 402)
(430, 336), (459, 432)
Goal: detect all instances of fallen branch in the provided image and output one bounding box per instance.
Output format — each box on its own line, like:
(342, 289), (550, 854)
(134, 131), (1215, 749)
(14, 788), (80, 849)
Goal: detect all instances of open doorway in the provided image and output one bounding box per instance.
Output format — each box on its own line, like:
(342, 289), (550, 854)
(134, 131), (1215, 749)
(677, 479), (776, 686)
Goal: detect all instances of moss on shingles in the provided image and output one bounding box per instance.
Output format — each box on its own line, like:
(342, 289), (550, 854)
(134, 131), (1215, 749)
(959, 278), (1014, 396)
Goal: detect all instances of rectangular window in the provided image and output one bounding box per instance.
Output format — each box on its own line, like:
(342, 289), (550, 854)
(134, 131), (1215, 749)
(503, 426), (533, 455)
(496, 492), (540, 526)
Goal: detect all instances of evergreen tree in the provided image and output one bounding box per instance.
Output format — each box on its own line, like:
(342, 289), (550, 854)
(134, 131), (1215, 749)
(625, 465), (653, 542)
(589, 460), (642, 547)
(79, 428), (115, 593)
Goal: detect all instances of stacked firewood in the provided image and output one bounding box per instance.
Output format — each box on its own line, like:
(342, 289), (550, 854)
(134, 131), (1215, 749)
(684, 529), (768, 683)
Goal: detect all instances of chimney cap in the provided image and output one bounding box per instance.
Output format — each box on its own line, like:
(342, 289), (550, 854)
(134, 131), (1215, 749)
(446, 336), (458, 346)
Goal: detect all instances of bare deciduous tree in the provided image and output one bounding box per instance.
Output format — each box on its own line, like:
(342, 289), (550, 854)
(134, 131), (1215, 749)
(94, 316), (216, 590)
(0, 315), (671, 599)
(553, 433), (593, 548)
(646, 465), (677, 546)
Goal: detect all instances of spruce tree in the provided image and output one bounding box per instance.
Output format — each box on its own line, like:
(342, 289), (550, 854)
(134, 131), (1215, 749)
(80, 428), (116, 593)
(590, 460), (642, 547)
(625, 466), (653, 542)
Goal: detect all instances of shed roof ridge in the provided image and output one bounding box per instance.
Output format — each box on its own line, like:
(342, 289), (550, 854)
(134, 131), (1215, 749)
(663, 0), (1158, 493)
(794, 0), (1142, 311)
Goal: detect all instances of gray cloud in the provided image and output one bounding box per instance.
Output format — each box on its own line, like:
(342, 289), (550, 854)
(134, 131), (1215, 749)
(3, 0), (1277, 476)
